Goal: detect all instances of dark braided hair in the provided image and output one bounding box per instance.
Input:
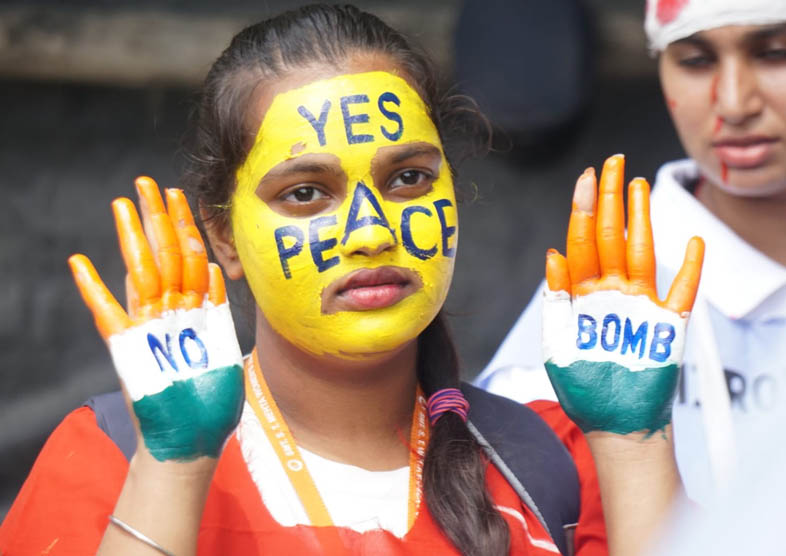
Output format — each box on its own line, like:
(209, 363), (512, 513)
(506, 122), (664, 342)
(181, 5), (507, 554)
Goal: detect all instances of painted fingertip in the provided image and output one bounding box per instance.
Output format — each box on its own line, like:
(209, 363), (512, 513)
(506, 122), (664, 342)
(134, 175), (158, 189)
(573, 171), (596, 213)
(687, 235), (706, 260)
(68, 253), (90, 274)
(629, 177), (650, 191)
(111, 197), (137, 224)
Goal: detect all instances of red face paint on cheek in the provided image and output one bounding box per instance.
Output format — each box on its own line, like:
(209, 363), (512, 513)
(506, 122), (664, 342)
(710, 74), (719, 105)
(666, 97), (678, 110)
(713, 117), (723, 134)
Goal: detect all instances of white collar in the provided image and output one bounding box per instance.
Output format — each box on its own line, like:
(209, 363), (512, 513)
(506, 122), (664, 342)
(650, 159), (786, 321)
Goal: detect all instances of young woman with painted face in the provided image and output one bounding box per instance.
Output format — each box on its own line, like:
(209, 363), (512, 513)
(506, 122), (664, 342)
(0, 5), (703, 555)
(478, 0), (786, 507)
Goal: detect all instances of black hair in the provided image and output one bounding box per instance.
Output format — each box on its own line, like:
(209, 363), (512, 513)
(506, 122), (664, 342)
(181, 5), (506, 554)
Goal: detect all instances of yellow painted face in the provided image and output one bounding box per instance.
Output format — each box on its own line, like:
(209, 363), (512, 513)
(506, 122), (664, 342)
(232, 71), (458, 359)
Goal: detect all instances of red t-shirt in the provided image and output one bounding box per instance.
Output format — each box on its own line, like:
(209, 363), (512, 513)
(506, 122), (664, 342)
(0, 401), (606, 555)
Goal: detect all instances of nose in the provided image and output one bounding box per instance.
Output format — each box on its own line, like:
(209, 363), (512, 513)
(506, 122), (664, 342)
(714, 57), (763, 125)
(339, 222), (397, 257)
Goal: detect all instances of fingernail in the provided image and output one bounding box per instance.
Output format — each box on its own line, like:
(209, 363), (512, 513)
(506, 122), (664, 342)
(573, 171), (595, 213)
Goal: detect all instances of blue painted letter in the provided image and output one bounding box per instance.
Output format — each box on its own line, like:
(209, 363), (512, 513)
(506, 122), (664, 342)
(621, 318), (648, 359)
(148, 333), (178, 372)
(297, 100), (331, 146)
(341, 95), (373, 144)
(433, 199), (456, 257)
(378, 92), (403, 141)
(576, 314), (597, 349)
(309, 215), (339, 272)
(179, 328), (208, 369)
(649, 322), (676, 363)
(401, 206), (437, 260)
(274, 225), (305, 279)
(601, 314), (621, 352)
(341, 182), (396, 245)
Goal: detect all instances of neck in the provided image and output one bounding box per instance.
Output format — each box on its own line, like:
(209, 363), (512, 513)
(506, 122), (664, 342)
(697, 181), (786, 267)
(252, 310), (419, 471)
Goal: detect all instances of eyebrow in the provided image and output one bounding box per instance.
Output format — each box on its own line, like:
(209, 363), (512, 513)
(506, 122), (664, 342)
(259, 158), (344, 184)
(388, 144), (442, 164)
(748, 23), (786, 41)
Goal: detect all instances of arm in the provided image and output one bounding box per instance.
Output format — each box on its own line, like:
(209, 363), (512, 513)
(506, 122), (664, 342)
(69, 178), (243, 555)
(542, 155), (704, 555)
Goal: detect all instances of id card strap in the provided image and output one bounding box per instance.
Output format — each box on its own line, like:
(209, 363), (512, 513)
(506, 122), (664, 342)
(244, 350), (334, 527)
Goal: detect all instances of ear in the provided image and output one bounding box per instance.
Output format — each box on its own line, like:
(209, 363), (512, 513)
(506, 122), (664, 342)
(200, 205), (244, 281)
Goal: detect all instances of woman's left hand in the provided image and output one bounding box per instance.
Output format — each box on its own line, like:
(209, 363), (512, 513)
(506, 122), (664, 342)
(542, 154), (704, 436)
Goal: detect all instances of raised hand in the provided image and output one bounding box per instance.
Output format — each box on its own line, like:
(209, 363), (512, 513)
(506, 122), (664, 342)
(69, 177), (244, 462)
(542, 155), (704, 435)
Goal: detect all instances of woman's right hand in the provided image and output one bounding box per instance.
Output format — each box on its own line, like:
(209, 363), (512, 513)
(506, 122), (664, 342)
(69, 177), (244, 464)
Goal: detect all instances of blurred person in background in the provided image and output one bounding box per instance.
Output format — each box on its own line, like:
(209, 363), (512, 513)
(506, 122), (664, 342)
(476, 0), (786, 507)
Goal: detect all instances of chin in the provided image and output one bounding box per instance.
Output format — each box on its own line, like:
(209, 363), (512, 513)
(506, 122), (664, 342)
(700, 161), (786, 198)
(713, 177), (786, 198)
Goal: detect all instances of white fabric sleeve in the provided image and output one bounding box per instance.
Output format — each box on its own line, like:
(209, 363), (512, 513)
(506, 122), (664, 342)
(473, 280), (558, 403)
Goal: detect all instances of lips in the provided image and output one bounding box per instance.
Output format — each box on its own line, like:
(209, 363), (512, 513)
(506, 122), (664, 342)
(323, 266), (421, 312)
(712, 136), (779, 169)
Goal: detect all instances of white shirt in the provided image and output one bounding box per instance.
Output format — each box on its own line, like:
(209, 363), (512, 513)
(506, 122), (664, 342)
(475, 159), (786, 505)
(237, 400), (411, 537)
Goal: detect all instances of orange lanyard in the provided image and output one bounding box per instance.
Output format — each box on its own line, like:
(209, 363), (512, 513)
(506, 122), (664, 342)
(244, 349), (429, 529)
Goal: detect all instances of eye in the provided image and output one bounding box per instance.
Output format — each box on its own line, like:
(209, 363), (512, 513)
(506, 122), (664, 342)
(756, 47), (786, 62)
(677, 54), (715, 69)
(281, 186), (328, 203)
(389, 170), (434, 189)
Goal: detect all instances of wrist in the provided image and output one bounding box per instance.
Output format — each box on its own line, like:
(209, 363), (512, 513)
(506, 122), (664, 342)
(128, 448), (219, 486)
(585, 425), (675, 459)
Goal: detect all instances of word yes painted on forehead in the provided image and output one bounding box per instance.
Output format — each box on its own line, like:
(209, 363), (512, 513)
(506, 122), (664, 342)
(297, 91), (404, 147)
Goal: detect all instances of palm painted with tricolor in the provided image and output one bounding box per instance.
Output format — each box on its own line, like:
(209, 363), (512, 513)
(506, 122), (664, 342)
(69, 178), (243, 461)
(543, 155), (704, 434)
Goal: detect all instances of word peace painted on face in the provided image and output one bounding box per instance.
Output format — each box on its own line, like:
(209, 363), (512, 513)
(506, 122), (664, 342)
(576, 313), (676, 363)
(298, 91), (404, 147)
(274, 184), (456, 279)
(147, 328), (209, 372)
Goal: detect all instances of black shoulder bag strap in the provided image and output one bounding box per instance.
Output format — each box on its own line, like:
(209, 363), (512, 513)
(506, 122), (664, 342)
(461, 383), (581, 556)
(84, 391), (137, 462)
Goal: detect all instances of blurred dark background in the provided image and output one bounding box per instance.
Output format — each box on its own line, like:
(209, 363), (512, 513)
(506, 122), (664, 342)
(0, 0), (684, 519)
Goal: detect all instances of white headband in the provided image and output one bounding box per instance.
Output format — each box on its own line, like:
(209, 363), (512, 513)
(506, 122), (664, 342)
(645, 0), (786, 52)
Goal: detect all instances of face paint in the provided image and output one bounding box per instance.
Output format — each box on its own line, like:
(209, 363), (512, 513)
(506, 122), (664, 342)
(232, 71), (458, 359)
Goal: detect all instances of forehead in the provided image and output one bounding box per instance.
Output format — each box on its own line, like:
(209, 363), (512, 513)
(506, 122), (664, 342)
(237, 70), (442, 188)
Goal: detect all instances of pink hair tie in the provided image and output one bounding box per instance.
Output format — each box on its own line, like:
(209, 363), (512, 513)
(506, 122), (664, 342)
(427, 388), (470, 426)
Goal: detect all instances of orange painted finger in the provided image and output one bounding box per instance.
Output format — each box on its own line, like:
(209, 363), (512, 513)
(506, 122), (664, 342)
(566, 168), (600, 286)
(596, 155), (627, 278)
(664, 236), (705, 314)
(68, 254), (131, 339)
(626, 178), (656, 294)
(135, 176), (182, 294)
(545, 249), (570, 293)
(125, 273), (140, 321)
(166, 189), (208, 308)
(207, 263), (227, 305)
(113, 198), (161, 309)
